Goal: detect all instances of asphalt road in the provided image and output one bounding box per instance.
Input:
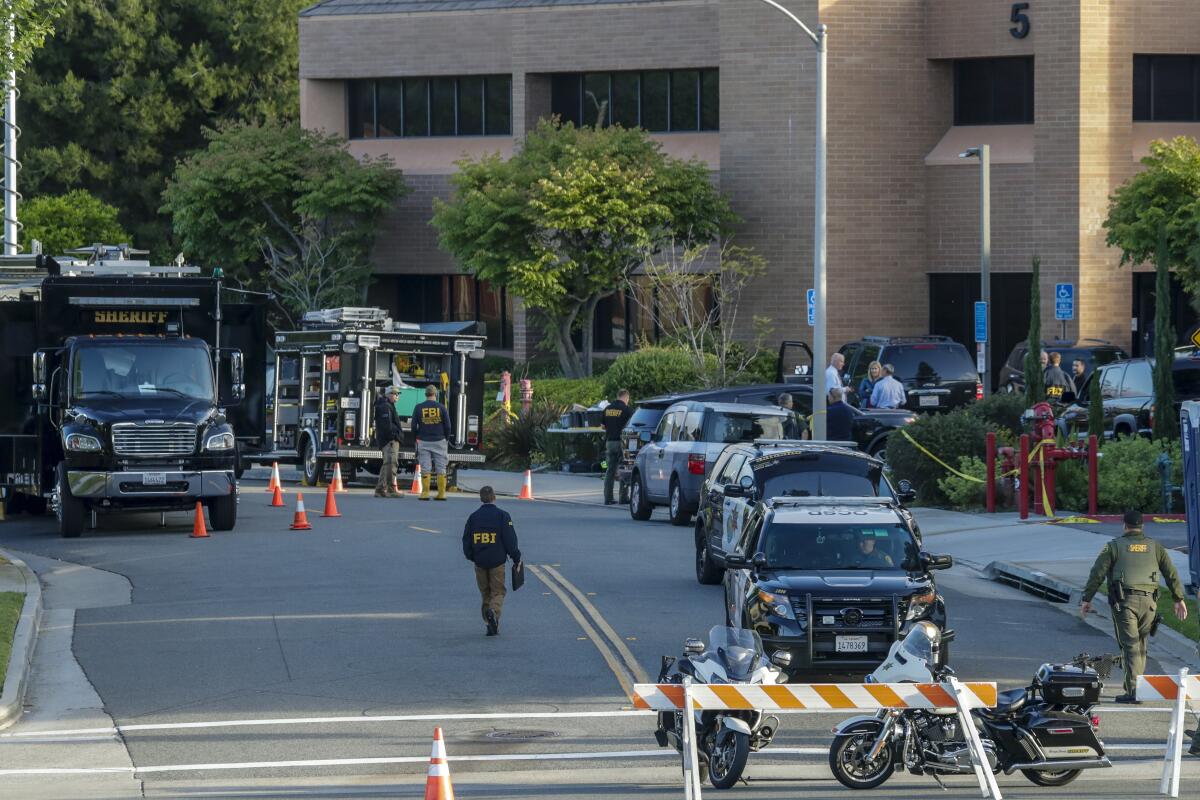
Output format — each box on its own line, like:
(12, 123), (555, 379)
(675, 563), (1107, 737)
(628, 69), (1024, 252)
(0, 471), (1194, 799)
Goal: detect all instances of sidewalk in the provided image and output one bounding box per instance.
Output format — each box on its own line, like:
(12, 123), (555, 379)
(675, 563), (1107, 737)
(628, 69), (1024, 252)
(457, 468), (610, 506)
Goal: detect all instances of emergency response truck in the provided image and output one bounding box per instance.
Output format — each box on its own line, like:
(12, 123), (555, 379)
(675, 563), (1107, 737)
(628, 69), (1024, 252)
(241, 307), (486, 486)
(0, 246), (267, 537)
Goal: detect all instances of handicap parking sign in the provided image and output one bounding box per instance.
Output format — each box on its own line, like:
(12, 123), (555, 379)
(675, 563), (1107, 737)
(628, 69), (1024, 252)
(1055, 283), (1074, 321)
(806, 288), (815, 327)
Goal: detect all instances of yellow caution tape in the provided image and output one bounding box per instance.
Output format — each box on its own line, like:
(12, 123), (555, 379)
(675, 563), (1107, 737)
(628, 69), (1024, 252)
(1049, 516), (1101, 524)
(1150, 516), (1185, 524)
(1037, 444), (1054, 514)
(898, 429), (984, 483)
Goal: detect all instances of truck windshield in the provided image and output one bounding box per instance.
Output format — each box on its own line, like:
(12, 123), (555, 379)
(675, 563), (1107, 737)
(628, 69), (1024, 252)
(73, 345), (214, 402)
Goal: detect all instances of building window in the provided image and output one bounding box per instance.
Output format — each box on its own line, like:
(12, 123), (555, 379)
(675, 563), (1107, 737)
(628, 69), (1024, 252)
(550, 69), (718, 132)
(1134, 55), (1200, 121)
(953, 57), (1034, 125)
(347, 75), (513, 138)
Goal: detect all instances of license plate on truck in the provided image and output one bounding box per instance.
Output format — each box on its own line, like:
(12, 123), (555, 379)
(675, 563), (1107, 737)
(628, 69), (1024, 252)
(919, 395), (939, 407)
(142, 473), (167, 485)
(835, 636), (868, 653)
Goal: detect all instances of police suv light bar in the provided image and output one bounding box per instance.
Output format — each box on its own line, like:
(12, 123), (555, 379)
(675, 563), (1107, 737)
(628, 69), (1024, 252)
(766, 496), (896, 507)
(754, 438), (860, 449)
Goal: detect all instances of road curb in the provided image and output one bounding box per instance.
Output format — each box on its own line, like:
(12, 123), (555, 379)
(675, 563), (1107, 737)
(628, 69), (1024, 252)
(984, 559), (1199, 669)
(0, 550), (42, 730)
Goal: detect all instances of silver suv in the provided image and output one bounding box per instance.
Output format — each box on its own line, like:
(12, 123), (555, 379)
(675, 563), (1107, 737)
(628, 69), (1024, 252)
(628, 401), (790, 526)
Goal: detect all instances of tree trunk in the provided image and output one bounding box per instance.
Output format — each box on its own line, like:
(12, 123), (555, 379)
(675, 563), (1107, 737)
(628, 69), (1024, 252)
(1153, 228), (1179, 440)
(579, 294), (602, 378)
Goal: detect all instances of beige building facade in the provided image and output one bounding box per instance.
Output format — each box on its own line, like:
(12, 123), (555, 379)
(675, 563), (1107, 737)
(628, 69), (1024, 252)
(299, 0), (1200, 373)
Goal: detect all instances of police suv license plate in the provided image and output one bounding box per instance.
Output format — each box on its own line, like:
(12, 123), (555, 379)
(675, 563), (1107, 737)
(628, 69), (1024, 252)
(142, 473), (167, 486)
(835, 635), (868, 653)
(919, 395), (940, 407)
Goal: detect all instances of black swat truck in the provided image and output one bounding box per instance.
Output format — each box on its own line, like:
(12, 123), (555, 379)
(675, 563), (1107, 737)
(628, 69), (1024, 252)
(0, 247), (266, 537)
(240, 307), (486, 486)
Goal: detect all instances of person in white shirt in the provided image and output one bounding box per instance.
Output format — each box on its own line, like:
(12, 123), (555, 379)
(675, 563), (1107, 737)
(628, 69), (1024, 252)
(825, 353), (845, 396)
(870, 364), (907, 409)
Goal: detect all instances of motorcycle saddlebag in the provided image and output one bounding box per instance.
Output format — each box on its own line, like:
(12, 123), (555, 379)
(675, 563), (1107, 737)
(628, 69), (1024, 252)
(1036, 663), (1102, 705)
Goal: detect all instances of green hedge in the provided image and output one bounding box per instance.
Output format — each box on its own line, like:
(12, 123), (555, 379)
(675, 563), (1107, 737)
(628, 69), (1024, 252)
(885, 411), (990, 505)
(1094, 436), (1182, 513)
(602, 347), (710, 400)
(965, 393), (1026, 438)
(531, 377), (606, 411)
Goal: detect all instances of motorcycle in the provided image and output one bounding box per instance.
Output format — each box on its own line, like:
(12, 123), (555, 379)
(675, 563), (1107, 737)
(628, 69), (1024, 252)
(829, 621), (1113, 790)
(654, 625), (793, 789)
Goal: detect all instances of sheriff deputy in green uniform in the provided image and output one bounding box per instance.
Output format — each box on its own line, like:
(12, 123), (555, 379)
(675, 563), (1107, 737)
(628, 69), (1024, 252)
(1080, 509), (1189, 703)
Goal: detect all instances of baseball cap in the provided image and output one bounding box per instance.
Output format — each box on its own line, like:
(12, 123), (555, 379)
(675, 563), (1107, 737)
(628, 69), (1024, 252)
(385, 385), (400, 396)
(1123, 509), (1143, 527)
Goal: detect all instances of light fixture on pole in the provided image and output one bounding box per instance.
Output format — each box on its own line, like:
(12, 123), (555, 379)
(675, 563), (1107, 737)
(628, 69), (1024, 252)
(959, 145), (991, 397)
(756, 1), (828, 439)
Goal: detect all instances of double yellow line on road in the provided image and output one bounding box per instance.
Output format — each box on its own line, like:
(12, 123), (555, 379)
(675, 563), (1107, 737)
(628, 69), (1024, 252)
(528, 564), (648, 698)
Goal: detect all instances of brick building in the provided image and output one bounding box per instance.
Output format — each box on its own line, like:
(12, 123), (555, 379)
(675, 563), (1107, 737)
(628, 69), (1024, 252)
(299, 0), (1200, 378)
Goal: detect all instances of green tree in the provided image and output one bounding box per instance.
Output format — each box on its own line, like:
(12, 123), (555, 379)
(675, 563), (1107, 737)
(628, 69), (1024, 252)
(161, 122), (407, 325)
(432, 120), (733, 378)
(21, 189), (129, 254)
(20, 0), (308, 257)
(1105, 136), (1200, 312)
(1153, 228), (1180, 440)
(0, 1), (65, 78)
(1023, 256), (1044, 407)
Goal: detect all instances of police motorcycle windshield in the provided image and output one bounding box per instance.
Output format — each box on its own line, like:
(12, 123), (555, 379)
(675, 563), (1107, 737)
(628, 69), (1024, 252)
(706, 626), (763, 681)
(897, 621), (940, 667)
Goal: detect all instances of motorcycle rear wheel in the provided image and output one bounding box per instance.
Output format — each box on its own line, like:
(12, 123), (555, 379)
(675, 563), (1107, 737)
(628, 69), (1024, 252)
(708, 730), (750, 789)
(1021, 768), (1081, 787)
(829, 722), (895, 790)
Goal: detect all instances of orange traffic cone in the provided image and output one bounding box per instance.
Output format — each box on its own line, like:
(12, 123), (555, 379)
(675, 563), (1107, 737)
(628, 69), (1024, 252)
(190, 501), (209, 539)
(423, 727), (455, 800)
(331, 463), (346, 493)
(321, 483), (341, 518)
(409, 464), (423, 495)
(518, 470), (534, 500)
(266, 462), (281, 493)
(270, 484), (285, 507)
(290, 493), (313, 530)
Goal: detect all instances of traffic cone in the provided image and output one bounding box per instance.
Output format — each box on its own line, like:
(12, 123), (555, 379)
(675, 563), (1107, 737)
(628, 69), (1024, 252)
(423, 727), (455, 800)
(321, 483), (341, 518)
(289, 493), (313, 530)
(266, 462), (281, 493)
(410, 464), (423, 495)
(518, 469), (534, 500)
(331, 463), (346, 493)
(270, 484), (285, 507)
(190, 501), (209, 539)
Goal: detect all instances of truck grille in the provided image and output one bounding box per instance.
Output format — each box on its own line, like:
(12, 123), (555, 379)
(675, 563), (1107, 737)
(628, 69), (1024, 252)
(112, 423), (197, 457)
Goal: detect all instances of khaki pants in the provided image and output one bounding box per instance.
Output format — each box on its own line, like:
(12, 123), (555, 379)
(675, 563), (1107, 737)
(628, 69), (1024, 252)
(1112, 592), (1156, 695)
(475, 565), (507, 622)
(376, 440), (398, 492)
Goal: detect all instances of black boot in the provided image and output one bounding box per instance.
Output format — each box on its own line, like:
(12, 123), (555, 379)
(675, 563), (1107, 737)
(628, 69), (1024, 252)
(485, 609), (498, 636)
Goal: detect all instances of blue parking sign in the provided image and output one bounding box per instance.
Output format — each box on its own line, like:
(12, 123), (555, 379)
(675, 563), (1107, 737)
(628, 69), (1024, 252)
(974, 302), (987, 343)
(1055, 283), (1074, 321)
(806, 288), (815, 327)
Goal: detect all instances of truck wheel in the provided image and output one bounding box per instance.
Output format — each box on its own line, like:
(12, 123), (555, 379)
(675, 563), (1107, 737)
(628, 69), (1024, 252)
(209, 493), (237, 531)
(301, 437), (321, 486)
(668, 479), (692, 526)
(629, 473), (652, 521)
(55, 463), (86, 539)
(234, 445), (245, 481)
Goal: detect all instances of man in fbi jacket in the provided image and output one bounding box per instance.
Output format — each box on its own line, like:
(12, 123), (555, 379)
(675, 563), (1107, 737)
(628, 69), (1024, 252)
(463, 486), (522, 636)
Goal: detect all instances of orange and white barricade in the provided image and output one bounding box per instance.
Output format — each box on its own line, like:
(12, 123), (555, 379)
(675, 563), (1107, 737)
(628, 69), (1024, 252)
(1138, 669), (1198, 797)
(633, 679), (1000, 800)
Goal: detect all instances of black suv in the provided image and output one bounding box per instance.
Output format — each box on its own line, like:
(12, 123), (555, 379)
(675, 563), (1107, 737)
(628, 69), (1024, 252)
(694, 442), (917, 585)
(997, 339), (1127, 397)
(838, 336), (980, 413)
(1059, 354), (1200, 439)
(722, 497), (952, 673)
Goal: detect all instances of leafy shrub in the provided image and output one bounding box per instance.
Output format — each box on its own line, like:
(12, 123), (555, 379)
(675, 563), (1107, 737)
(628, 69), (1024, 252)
(1055, 457), (1090, 513)
(483, 404), (562, 470)
(1095, 436), (1182, 513)
(602, 347), (706, 399)
(886, 410), (990, 504)
(936, 456), (991, 509)
(531, 377), (606, 411)
(734, 349), (779, 386)
(966, 393), (1026, 437)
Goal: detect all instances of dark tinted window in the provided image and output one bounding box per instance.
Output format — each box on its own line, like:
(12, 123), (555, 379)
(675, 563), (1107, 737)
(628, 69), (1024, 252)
(612, 72), (640, 128)
(701, 69), (719, 131)
(1121, 361), (1154, 397)
(430, 78), (456, 136)
(457, 76), (484, 135)
(1101, 364), (1125, 398)
(1133, 55), (1199, 121)
(627, 406), (666, 431)
(552, 73), (582, 126)
(682, 410), (704, 442)
(403, 78), (429, 136)
(349, 80), (375, 138)
(759, 523), (918, 571)
(485, 75), (512, 135)
(377, 79), (403, 136)
(671, 70), (699, 131)
(583, 73), (610, 127)
(350, 76), (510, 138)
(714, 452), (745, 484)
(954, 57), (1034, 124)
(1173, 364), (1200, 399)
(754, 455), (893, 500)
(549, 69), (717, 132)
(641, 72), (670, 131)
(702, 412), (786, 443)
(884, 344), (978, 382)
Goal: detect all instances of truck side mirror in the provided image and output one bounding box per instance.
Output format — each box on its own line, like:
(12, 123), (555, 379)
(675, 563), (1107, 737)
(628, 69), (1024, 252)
(231, 351), (245, 401)
(32, 350), (48, 401)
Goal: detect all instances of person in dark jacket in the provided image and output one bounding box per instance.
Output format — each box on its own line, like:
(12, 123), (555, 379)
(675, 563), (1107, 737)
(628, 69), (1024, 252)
(463, 486), (522, 636)
(373, 386), (403, 498)
(602, 389), (633, 505)
(778, 393), (808, 440)
(825, 387), (855, 443)
(413, 385), (453, 501)
(1043, 351), (1075, 403)
(857, 361), (882, 409)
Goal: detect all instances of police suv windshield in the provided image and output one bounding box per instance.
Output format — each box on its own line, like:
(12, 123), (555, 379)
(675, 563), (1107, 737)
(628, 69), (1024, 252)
(73, 343), (215, 402)
(753, 453), (895, 500)
(759, 522), (919, 571)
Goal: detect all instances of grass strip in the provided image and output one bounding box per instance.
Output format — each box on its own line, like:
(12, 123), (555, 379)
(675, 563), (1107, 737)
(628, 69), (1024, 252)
(1156, 592), (1199, 641)
(0, 591), (24, 694)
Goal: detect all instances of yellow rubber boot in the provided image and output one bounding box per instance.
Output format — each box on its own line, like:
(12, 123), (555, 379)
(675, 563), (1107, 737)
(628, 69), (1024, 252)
(419, 474), (431, 501)
(435, 473), (447, 501)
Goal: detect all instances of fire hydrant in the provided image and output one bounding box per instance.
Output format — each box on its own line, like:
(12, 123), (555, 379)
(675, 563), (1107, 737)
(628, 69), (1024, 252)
(989, 403), (1099, 518)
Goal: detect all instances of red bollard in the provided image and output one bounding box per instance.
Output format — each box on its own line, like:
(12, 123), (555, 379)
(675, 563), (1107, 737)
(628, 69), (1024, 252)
(1087, 434), (1099, 516)
(985, 432), (996, 513)
(1018, 434), (1030, 520)
(519, 378), (532, 417)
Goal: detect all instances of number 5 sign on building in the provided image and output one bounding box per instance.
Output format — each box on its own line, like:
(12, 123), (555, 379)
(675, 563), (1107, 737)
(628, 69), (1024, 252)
(1010, 3), (1030, 39)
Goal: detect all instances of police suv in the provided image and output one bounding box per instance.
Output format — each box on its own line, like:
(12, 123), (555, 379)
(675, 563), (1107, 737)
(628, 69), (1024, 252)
(721, 497), (952, 673)
(694, 441), (917, 585)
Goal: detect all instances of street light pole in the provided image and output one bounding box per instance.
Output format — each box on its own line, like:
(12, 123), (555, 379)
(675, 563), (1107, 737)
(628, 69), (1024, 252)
(756, 1), (828, 439)
(960, 145), (991, 396)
